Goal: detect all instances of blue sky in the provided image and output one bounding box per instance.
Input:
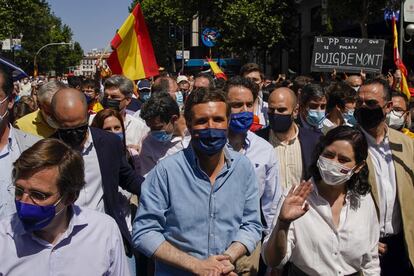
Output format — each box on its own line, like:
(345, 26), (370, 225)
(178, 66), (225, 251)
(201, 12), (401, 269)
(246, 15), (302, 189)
(47, 0), (132, 53)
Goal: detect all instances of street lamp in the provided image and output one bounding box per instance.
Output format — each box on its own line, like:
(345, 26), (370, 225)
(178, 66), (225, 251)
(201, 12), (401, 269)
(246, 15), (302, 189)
(33, 42), (73, 77)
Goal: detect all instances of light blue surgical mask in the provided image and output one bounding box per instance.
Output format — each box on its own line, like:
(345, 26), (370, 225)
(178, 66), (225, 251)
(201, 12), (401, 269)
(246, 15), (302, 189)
(343, 109), (357, 126)
(151, 130), (173, 142)
(306, 109), (326, 129)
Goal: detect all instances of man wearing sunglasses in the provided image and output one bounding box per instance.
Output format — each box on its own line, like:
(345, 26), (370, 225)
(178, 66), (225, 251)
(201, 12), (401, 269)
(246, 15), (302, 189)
(51, 87), (143, 262)
(0, 65), (39, 218)
(0, 138), (129, 275)
(355, 78), (414, 275)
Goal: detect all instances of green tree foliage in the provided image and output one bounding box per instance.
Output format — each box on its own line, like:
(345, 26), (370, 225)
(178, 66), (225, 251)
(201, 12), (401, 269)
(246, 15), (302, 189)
(0, 0), (83, 75)
(130, 0), (297, 67)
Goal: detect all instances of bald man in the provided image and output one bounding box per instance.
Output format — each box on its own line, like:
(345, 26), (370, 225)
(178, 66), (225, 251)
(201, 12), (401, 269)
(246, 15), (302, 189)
(256, 87), (321, 190)
(51, 88), (143, 260)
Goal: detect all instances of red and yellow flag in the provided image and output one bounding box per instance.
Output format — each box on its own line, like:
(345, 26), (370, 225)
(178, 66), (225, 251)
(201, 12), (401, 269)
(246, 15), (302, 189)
(392, 14), (411, 100)
(107, 3), (159, 80)
(207, 58), (227, 80)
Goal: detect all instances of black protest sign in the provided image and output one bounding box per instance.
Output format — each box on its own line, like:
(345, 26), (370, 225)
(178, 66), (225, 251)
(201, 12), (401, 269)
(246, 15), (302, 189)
(311, 37), (385, 73)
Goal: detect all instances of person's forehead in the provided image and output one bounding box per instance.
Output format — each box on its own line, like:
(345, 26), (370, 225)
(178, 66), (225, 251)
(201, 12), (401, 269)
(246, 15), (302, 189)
(269, 90), (293, 106)
(192, 101), (227, 116)
(244, 71), (261, 79)
(309, 97), (326, 104)
(324, 140), (355, 160)
(15, 167), (59, 192)
(358, 84), (384, 100)
(392, 96), (407, 109)
(227, 86), (253, 100)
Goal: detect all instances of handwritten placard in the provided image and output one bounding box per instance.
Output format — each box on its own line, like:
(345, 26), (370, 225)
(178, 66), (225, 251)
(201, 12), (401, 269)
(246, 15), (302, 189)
(311, 37), (385, 73)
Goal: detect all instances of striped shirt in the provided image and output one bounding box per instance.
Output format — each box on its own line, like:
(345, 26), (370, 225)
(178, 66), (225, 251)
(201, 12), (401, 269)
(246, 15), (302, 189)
(269, 124), (303, 189)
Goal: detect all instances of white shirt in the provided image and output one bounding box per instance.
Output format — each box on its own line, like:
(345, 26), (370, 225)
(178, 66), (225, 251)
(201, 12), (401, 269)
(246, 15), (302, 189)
(75, 128), (105, 213)
(255, 93), (268, 127)
(233, 131), (281, 235)
(361, 128), (401, 237)
(124, 113), (149, 147)
(138, 133), (190, 176)
(263, 181), (380, 276)
(0, 127), (16, 217)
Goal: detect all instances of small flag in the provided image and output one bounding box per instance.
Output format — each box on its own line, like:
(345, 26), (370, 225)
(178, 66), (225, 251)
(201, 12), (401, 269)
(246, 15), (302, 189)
(207, 58), (227, 80)
(392, 13), (411, 100)
(0, 56), (28, 81)
(107, 3), (159, 81)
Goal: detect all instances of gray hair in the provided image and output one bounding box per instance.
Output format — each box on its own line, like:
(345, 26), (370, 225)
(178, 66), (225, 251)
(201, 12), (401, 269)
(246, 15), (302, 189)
(104, 75), (133, 97)
(37, 80), (67, 105)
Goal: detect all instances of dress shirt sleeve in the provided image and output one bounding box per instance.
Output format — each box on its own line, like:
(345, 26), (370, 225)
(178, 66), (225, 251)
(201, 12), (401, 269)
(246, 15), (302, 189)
(138, 145), (157, 177)
(261, 152), (282, 236)
(232, 162), (263, 254)
(108, 219), (132, 276)
(132, 164), (169, 257)
(361, 195), (381, 276)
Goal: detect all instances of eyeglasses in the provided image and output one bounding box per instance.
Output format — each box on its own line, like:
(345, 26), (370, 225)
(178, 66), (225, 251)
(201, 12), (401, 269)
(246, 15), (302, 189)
(390, 109), (407, 118)
(356, 98), (388, 109)
(8, 185), (57, 205)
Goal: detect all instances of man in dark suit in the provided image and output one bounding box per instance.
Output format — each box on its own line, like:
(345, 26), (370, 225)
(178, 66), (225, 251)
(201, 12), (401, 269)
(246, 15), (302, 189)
(256, 87), (321, 186)
(50, 87), (143, 257)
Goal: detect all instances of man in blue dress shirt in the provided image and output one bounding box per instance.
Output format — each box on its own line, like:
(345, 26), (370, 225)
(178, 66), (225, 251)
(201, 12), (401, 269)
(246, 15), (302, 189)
(0, 138), (129, 275)
(133, 87), (262, 276)
(225, 76), (281, 275)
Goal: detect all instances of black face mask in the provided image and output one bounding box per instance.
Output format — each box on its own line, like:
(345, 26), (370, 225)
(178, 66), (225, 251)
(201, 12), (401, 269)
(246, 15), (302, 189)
(102, 97), (121, 111)
(269, 113), (294, 133)
(57, 124), (88, 149)
(354, 105), (385, 130)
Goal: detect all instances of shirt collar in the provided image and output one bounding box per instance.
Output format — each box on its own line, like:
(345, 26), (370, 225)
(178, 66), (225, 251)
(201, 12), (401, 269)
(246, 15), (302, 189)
(270, 123), (299, 146)
(81, 128), (94, 155)
(360, 126), (389, 146)
(186, 144), (233, 170)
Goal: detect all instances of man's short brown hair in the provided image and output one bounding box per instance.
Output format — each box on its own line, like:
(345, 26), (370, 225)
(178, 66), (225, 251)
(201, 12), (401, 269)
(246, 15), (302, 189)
(12, 138), (85, 202)
(184, 87), (230, 124)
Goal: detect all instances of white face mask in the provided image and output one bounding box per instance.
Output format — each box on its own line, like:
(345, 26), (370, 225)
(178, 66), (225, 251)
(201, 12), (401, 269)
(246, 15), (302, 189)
(317, 156), (355, 186)
(386, 110), (406, 130)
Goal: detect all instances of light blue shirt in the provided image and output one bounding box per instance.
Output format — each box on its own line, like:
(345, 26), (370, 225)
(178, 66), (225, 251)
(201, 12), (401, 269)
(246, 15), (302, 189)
(132, 146), (262, 275)
(229, 131), (281, 235)
(0, 127), (18, 217)
(0, 205), (130, 275)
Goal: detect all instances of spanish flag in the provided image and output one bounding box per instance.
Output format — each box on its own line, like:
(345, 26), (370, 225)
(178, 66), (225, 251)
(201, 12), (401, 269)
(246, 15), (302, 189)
(207, 58), (227, 80)
(107, 3), (159, 80)
(392, 14), (411, 100)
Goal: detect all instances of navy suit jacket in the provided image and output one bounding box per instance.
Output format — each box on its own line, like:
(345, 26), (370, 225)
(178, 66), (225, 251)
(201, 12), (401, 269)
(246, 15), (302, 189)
(255, 126), (322, 179)
(90, 127), (143, 254)
(54, 127), (143, 254)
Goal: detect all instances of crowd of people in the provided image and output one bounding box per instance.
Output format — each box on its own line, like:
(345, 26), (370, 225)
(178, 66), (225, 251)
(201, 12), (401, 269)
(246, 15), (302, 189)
(1, 61), (414, 276)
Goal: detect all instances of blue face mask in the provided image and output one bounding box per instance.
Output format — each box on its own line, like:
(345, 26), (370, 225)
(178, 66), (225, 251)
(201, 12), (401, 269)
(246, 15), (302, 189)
(114, 132), (124, 141)
(229, 112), (253, 133)
(191, 128), (227, 156)
(343, 109), (357, 126)
(306, 109), (326, 129)
(15, 198), (62, 232)
(84, 94), (93, 105)
(140, 91), (151, 102)
(151, 130), (173, 142)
